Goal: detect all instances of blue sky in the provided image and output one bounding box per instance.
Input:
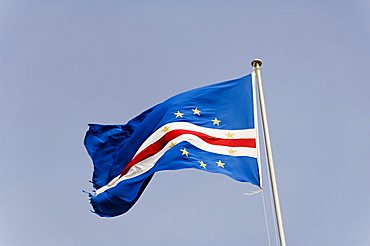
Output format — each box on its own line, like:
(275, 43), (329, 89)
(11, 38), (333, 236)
(1, 0), (370, 245)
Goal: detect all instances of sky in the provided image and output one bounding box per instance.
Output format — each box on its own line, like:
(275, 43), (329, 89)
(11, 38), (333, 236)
(1, 0), (370, 245)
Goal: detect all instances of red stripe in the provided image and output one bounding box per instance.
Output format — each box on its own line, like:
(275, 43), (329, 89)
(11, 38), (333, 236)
(120, 129), (256, 177)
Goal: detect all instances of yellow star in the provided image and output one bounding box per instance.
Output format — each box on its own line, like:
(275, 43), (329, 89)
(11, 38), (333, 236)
(168, 141), (177, 148)
(192, 108), (201, 116)
(216, 160), (225, 168)
(199, 160), (207, 169)
(212, 117), (221, 126)
(162, 126), (170, 133)
(174, 111), (184, 118)
(228, 149), (237, 155)
(180, 148), (189, 157)
(226, 132), (234, 139)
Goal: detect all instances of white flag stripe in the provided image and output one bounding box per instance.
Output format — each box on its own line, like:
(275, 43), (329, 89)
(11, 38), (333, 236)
(135, 122), (256, 157)
(96, 133), (257, 195)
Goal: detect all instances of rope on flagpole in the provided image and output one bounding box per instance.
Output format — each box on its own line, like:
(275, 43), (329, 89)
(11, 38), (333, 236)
(241, 188), (272, 246)
(265, 158), (280, 246)
(261, 190), (273, 246)
(262, 144), (280, 246)
(242, 188), (262, 196)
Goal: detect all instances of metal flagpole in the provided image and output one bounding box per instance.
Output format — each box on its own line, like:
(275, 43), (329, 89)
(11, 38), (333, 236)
(251, 59), (287, 246)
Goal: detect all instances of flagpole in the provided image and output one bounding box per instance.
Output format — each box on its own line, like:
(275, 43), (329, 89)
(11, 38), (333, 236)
(251, 59), (287, 246)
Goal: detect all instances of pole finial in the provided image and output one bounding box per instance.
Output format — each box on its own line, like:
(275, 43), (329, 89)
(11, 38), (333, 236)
(251, 58), (263, 68)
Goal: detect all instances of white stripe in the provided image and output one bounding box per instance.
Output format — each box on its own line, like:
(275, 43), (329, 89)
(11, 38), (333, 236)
(135, 122), (256, 156)
(96, 133), (257, 195)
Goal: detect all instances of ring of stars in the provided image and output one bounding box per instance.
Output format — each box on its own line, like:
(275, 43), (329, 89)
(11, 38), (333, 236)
(192, 108), (201, 116)
(199, 161), (207, 169)
(174, 111), (184, 118)
(226, 132), (234, 139)
(212, 117), (221, 126)
(216, 160), (225, 168)
(168, 141), (177, 148)
(180, 148), (189, 157)
(228, 149), (236, 155)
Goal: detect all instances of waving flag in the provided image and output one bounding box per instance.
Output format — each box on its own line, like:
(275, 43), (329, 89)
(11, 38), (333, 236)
(84, 73), (261, 217)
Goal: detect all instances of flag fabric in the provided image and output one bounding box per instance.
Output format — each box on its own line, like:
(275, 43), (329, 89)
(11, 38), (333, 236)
(84, 73), (261, 217)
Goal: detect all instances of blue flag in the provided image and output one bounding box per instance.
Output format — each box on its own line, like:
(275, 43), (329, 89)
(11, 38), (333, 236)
(84, 74), (261, 217)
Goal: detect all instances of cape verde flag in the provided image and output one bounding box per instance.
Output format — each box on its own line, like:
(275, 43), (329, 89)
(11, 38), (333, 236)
(84, 73), (261, 217)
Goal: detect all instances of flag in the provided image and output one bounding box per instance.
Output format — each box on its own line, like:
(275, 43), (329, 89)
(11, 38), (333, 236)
(84, 73), (261, 217)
